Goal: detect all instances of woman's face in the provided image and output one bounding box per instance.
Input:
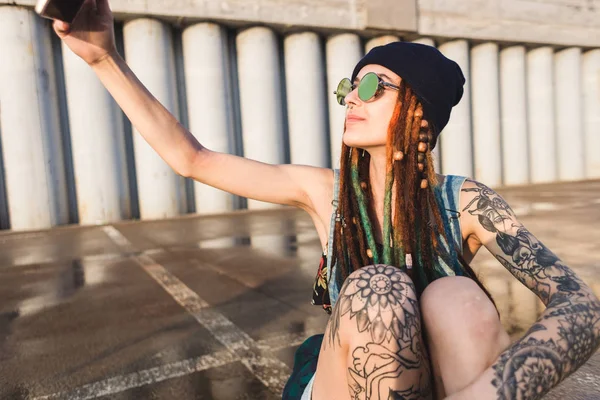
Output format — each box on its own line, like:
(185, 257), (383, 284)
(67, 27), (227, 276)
(342, 64), (401, 150)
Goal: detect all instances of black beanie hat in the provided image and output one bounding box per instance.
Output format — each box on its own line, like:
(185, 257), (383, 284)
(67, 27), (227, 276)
(351, 42), (465, 149)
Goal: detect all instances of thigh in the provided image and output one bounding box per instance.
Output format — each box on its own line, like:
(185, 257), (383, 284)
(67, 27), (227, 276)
(421, 276), (511, 397)
(313, 265), (433, 400)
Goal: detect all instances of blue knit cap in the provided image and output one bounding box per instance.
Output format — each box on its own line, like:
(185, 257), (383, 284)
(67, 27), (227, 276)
(351, 42), (465, 149)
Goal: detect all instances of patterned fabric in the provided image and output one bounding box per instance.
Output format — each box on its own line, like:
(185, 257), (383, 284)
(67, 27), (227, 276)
(311, 254), (332, 314)
(282, 334), (324, 399)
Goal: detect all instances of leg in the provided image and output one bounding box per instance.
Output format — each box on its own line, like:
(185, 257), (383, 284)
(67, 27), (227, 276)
(421, 276), (511, 397)
(312, 265), (432, 400)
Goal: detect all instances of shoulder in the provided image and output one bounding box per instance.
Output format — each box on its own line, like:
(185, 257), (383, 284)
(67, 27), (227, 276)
(458, 178), (518, 238)
(288, 164), (335, 212)
(280, 164), (334, 194)
(458, 178), (507, 210)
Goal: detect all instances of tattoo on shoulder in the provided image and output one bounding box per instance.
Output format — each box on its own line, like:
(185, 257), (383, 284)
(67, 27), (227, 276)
(462, 180), (517, 233)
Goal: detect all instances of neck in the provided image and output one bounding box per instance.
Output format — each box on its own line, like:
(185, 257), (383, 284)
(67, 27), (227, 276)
(366, 147), (388, 243)
(367, 147), (387, 205)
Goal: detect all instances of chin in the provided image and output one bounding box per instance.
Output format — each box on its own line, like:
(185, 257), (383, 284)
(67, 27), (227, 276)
(342, 128), (384, 149)
(342, 127), (366, 147)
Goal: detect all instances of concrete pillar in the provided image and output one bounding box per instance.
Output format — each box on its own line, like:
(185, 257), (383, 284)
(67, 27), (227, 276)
(583, 50), (600, 179)
(236, 27), (286, 209)
(123, 18), (186, 219)
(0, 7), (69, 231)
(61, 43), (130, 225)
(471, 43), (501, 187)
(237, 27), (289, 251)
(438, 40), (473, 177)
(500, 46), (529, 186)
(527, 47), (556, 184)
(365, 35), (400, 53)
(412, 38), (435, 47)
(182, 23), (235, 214)
(412, 38), (441, 172)
(0, 131), (7, 229)
(554, 48), (584, 181)
(326, 34), (363, 167)
(284, 32), (329, 167)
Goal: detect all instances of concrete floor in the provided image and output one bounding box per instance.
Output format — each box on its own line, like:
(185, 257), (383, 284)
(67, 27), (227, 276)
(0, 180), (599, 399)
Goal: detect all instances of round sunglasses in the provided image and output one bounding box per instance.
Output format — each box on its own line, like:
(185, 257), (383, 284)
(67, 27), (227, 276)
(334, 72), (401, 106)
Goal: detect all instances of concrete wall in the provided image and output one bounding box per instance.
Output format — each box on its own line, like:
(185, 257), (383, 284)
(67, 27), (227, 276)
(0, 0), (417, 31)
(0, 0), (599, 231)
(419, 0), (600, 47)
(4, 0), (599, 46)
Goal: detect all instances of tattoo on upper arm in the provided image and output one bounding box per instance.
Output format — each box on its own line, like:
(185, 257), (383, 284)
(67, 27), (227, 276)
(461, 180), (582, 302)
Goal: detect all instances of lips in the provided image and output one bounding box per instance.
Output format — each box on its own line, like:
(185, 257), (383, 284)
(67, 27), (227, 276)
(346, 114), (366, 122)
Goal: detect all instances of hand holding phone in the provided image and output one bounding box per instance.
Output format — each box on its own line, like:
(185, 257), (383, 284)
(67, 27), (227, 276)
(37, 0), (118, 66)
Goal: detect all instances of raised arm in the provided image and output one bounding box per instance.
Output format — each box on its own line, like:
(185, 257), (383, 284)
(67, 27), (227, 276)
(453, 179), (600, 400)
(53, 0), (331, 211)
(91, 53), (332, 209)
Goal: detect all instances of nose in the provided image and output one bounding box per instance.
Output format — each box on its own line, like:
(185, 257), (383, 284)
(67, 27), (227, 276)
(344, 85), (360, 107)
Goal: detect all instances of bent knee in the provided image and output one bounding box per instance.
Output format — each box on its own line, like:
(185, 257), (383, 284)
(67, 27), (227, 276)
(335, 265), (420, 344)
(421, 276), (502, 340)
(341, 264), (418, 302)
(330, 265), (421, 349)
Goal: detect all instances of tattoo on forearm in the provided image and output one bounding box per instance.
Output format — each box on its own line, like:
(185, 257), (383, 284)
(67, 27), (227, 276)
(492, 337), (565, 399)
(491, 299), (600, 399)
(462, 180), (600, 399)
(325, 265), (432, 400)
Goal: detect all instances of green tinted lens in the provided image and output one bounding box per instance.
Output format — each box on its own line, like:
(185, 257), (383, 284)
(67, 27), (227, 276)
(335, 78), (352, 105)
(358, 72), (379, 102)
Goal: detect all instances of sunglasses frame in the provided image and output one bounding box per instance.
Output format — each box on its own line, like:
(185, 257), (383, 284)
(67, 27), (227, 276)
(334, 72), (401, 106)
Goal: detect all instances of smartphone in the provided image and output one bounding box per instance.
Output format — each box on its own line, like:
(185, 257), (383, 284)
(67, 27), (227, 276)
(35, 0), (86, 23)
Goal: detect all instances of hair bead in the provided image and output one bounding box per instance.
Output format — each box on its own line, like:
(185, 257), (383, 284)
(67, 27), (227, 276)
(393, 151), (404, 161)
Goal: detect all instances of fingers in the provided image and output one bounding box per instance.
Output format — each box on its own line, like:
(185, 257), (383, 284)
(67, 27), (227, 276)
(53, 20), (71, 36)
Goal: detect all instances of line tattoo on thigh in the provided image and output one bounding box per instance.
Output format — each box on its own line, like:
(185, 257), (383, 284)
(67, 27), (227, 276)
(326, 265), (432, 400)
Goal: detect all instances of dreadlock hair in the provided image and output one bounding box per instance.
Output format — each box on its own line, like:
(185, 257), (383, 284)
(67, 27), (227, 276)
(332, 80), (495, 305)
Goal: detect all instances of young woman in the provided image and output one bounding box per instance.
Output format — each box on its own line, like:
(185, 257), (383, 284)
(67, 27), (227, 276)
(53, 1), (600, 399)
